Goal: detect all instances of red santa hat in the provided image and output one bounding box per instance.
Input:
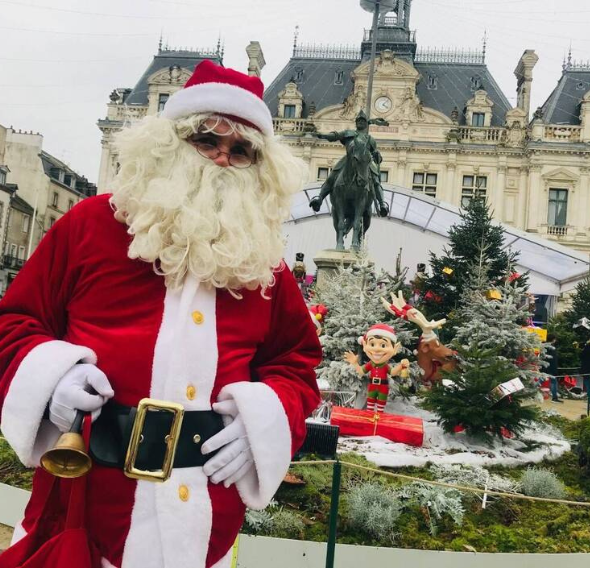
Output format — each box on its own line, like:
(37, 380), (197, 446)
(359, 323), (397, 344)
(160, 59), (274, 136)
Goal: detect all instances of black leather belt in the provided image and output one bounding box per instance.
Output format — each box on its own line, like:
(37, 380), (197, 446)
(89, 400), (224, 477)
(371, 377), (387, 385)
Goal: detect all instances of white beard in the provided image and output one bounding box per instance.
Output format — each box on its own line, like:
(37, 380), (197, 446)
(110, 116), (302, 293)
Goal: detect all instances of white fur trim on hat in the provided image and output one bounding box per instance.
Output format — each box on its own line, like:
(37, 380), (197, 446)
(365, 327), (397, 343)
(161, 82), (274, 136)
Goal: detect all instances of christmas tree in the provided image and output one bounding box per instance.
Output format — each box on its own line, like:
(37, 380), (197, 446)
(422, 345), (538, 440)
(452, 262), (546, 389)
(420, 199), (522, 325)
(564, 276), (590, 343)
(422, 254), (541, 439)
(313, 250), (415, 399)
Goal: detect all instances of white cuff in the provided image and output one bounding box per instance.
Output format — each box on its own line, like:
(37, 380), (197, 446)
(217, 382), (291, 510)
(0, 340), (96, 467)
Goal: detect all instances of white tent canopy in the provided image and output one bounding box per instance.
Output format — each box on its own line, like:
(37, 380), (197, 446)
(284, 183), (590, 296)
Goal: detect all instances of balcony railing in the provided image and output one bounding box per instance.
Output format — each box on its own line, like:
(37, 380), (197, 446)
(543, 125), (582, 142)
(2, 255), (25, 269)
(547, 225), (568, 237)
(272, 118), (309, 134)
(458, 127), (505, 143)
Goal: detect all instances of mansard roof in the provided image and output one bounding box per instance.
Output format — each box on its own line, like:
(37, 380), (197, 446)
(125, 49), (223, 106)
(414, 62), (511, 127)
(539, 67), (590, 125)
(264, 56), (512, 126)
(264, 57), (359, 118)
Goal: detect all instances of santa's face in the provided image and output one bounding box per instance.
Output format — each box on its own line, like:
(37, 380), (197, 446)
(363, 335), (399, 365)
(110, 113), (307, 292)
(186, 118), (258, 169)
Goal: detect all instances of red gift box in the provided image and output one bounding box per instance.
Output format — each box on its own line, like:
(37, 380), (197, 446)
(330, 406), (424, 447)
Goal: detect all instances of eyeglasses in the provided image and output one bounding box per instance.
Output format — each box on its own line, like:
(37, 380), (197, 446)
(189, 140), (255, 169)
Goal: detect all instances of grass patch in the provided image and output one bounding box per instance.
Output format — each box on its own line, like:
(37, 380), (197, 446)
(0, 434), (33, 490)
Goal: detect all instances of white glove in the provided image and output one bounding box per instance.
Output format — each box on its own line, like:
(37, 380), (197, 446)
(202, 399), (254, 488)
(48, 364), (114, 433)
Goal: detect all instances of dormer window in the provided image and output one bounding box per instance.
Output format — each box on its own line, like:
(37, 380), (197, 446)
(49, 167), (61, 181)
(472, 112), (485, 127)
(295, 68), (304, 82)
(470, 75), (482, 92)
(334, 70), (344, 85)
(577, 81), (586, 91)
(427, 75), (438, 90)
(63, 174), (73, 187)
(158, 93), (169, 113)
(283, 104), (296, 118)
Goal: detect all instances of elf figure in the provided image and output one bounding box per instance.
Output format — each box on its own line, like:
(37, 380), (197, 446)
(344, 324), (409, 413)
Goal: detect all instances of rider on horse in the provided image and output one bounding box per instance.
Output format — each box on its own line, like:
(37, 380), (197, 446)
(309, 110), (390, 217)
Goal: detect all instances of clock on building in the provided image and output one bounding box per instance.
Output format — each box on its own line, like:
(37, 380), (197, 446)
(375, 96), (392, 112)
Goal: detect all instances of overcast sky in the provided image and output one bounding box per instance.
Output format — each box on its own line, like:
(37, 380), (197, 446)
(1, 0), (590, 184)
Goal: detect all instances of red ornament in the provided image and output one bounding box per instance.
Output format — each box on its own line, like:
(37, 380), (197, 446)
(424, 290), (442, 303)
(309, 303), (328, 323)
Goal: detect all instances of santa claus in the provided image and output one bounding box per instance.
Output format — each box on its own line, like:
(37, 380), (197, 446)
(0, 60), (321, 568)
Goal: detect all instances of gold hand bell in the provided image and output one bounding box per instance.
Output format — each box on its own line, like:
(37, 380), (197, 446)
(41, 410), (92, 478)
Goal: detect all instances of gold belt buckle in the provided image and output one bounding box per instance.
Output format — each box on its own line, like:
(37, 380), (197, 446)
(124, 398), (185, 483)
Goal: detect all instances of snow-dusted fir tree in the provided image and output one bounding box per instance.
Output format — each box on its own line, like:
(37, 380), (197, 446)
(423, 249), (542, 439)
(452, 254), (547, 388)
(313, 249), (415, 398)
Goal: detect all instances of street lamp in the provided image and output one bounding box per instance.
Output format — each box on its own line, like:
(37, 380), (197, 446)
(360, 0), (397, 118)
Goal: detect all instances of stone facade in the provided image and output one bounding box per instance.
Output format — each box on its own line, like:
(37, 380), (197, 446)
(0, 126), (96, 294)
(271, 47), (590, 254)
(97, 46), (223, 193)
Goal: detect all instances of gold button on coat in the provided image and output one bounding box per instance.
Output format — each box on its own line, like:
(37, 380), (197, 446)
(186, 385), (196, 400)
(178, 485), (189, 502)
(192, 311), (204, 325)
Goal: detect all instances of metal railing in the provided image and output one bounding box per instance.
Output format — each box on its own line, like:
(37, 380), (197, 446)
(1, 255), (25, 269)
(415, 47), (485, 65)
(293, 44), (361, 60)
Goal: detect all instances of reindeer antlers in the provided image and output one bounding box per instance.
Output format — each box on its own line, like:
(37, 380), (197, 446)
(382, 291), (447, 333)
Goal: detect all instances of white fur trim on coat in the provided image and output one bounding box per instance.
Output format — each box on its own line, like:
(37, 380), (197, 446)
(0, 340), (97, 467)
(160, 82), (274, 136)
(121, 277), (217, 568)
(217, 381), (291, 510)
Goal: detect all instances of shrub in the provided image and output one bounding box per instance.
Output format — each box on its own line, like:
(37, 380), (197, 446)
(347, 482), (401, 545)
(430, 463), (520, 495)
(397, 483), (465, 535)
(244, 509), (273, 533)
(267, 510), (305, 540)
(578, 418), (590, 472)
(519, 467), (566, 499)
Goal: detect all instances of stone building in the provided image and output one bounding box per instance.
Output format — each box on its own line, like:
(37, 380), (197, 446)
(97, 44), (223, 193)
(264, 3), (590, 255)
(0, 126), (96, 294)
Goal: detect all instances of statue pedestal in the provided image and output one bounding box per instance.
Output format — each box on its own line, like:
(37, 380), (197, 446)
(313, 249), (372, 290)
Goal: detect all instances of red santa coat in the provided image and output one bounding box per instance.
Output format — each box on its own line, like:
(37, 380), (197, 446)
(0, 194), (321, 568)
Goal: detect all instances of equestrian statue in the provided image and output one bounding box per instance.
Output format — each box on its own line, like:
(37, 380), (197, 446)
(309, 110), (390, 251)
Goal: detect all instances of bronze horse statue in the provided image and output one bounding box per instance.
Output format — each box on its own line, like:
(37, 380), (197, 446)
(309, 111), (389, 251)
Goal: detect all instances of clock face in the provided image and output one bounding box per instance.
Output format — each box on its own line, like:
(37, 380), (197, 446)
(375, 96), (392, 112)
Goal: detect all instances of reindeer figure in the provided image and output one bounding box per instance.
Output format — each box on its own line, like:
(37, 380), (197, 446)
(382, 291), (456, 386)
